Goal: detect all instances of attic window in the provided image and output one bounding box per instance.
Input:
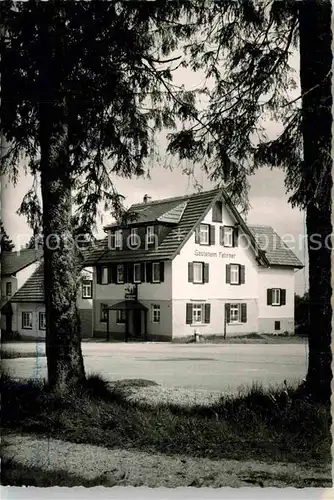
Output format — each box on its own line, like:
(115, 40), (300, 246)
(212, 201), (222, 223)
(199, 224), (210, 245)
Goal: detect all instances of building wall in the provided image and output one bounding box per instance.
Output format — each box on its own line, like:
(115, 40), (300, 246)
(171, 204), (260, 337)
(172, 298), (258, 338)
(93, 298), (172, 341)
(257, 267), (296, 334)
(16, 302), (46, 338)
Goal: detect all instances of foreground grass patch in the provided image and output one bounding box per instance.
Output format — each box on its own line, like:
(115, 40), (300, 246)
(1, 373), (331, 466)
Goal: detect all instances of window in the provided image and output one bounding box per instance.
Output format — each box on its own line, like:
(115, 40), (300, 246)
(223, 226), (234, 247)
(230, 304), (240, 323)
(100, 303), (109, 323)
(129, 228), (139, 246)
(101, 267), (109, 285)
(212, 201), (222, 222)
(117, 264), (124, 283)
(267, 288), (286, 306)
(225, 303), (247, 324)
(22, 312), (32, 329)
(39, 312), (46, 330)
(199, 224), (209, 245)
(272, 288), (280, 306)
(5, 281), (12, 296)
(226, 264), (245, 285)
(186, 303), (211, 325)
(133, 263), (141, 283)
(110, 230), (123, 249)
(151, 304), (160, 323)
(115, 230), (122, 248)
(146, 226), (155, 245)
(188, 262), (209, 284)
(82, 280), (92, 299)
(117, 309), (126, 324)
(275, 321), (281, 331)
(230, 264), (239, 284)
(152, 262), (160, 283)
(193, 262), (204, 283)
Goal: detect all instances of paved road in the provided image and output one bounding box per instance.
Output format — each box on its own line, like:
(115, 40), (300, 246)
(3, 342), (308, 394)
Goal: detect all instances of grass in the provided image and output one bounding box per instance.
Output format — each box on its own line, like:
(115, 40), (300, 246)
(1, 372), (331, 470)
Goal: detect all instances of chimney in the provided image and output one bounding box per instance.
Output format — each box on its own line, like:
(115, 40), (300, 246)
(143, 194), (152, 204)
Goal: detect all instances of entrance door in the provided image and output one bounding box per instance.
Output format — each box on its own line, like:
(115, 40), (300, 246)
(133, 309), (141, 337)
(6, 313), (12, 333)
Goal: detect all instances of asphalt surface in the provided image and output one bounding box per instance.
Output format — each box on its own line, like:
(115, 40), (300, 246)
(2, 341), (308, 394)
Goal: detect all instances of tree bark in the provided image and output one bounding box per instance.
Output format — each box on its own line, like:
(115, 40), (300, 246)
(38, 8), (85, 393)
(299, 0), (332, 402)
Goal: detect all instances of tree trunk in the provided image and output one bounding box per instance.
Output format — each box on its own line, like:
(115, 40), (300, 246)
(299, 0), (332, 402)
(38, 9), (85, 393)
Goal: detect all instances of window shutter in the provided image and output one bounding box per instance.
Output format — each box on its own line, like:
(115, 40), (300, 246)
(204, 303), (211, 323)
(225, 303), (231, 324)
(226, 264), (231, 284)
(233, 226), (239, 247)
(188, 262), (194, 282)
(186, 303), (193, 324)
(210, 225), (215, 245)
(107, 266), (112, 284)
(160, 262), (165, 282)
(195, 226), (200, 244)
(96, 266), (102, 285)
(267, 289), (273, 305)
(240, 265), (245, 284)
(111, 264), (117, 283)
(280, 289), (286, 306)
(146, 262), (153, 283)
(212, 203), (218, 222)
(241, 303), (247, 323)
(219, 226), (224, 245)
(141, 263), (145, 282)
(203, 263), (209, 283)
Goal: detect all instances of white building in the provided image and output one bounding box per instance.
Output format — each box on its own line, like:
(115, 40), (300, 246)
(85, 187), (303, 341)
(1, 248), (43, 334)
(1, 249), (93, 339)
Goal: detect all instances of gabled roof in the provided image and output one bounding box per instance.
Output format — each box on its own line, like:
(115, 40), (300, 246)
(248, 225), (303, 268)
(83, 187), (303, 269)
(10, 264), (44, 303)
(92, 188), (221, 264)
(1, 248), (43, 276)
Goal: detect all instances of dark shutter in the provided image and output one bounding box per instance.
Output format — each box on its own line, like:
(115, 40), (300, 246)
(240, 265), (245, 284)
(225, 303), (231, 324)
(188, 262), (194, 282)
(107, 266), (112, 284)
(219, 226), (224, 245)
(160, 262), (165, 282)
(280, 289), (286, 306)
(146, 262), (153, 283)
(241, 303), (247, 323)
(127, 263), (134, 283)
(209, 225), (215, 245)
(111, 264), (117, 283)
(96, 266), (102, 285)
(203, 263), (209, 283)
(267, 289), (273, 305)
(195, 225), (200, 244)
(137, 226), (145, 249)
(233, 226), (239, 247)
(226, 264), (231, 284)
(204, 303), (211, 323)
(141, 263), (145, 282)
(123, 263), (128, 283)
(186, 303), (193, 324)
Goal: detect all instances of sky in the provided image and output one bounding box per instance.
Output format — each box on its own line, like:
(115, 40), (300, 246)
(0, 34), (307, 296)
